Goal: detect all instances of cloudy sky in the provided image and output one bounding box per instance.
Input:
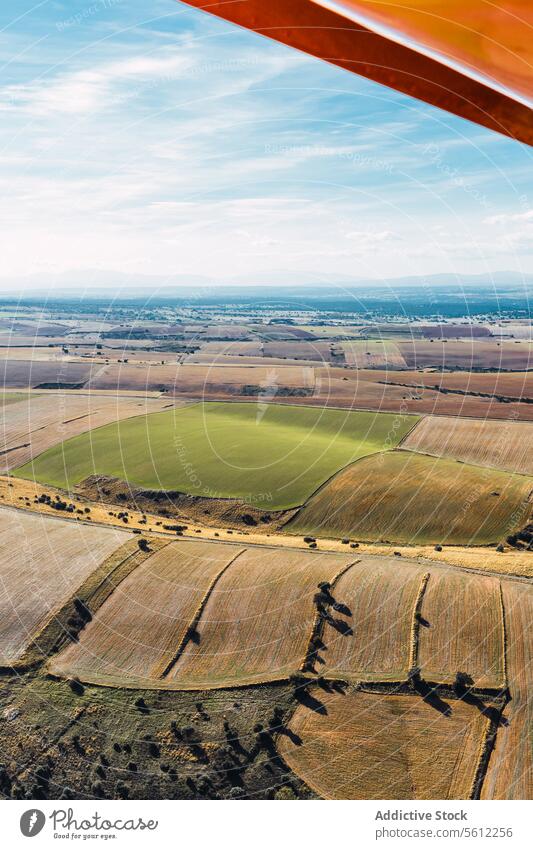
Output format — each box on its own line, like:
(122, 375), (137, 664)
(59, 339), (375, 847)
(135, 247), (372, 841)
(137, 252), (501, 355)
(1, 0), (532, 288)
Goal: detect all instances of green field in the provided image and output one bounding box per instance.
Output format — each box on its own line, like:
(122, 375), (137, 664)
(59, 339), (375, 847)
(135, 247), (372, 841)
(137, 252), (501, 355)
(14, 402), (418, 510)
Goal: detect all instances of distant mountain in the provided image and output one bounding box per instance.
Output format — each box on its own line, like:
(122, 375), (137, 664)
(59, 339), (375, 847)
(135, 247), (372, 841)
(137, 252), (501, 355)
(0, 269), (530, 297)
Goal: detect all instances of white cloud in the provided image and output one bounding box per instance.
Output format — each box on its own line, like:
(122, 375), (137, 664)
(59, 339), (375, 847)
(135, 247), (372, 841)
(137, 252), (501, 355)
(484, 209), (533, 225)
(0, 52), (196, 115)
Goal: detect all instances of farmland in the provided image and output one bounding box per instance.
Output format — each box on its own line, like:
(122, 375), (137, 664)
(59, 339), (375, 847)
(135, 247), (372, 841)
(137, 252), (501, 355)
(397, 339), (533, 371)
(290, 451), (533, 545)
(278, 690), (491, 800)
(482, 582), (533, 799)
(403, 415), (533, 476)
(167, 548), (354, 687)
(1, 392), (178, 473)
(0, 507), (129, 666)
(48, 542), (355, 688)
(319, 558), (426, 681)
(341, 339), (407, 368)
(382, 368), (533, 400)
(14, 403), (416, 510)
(49, 540), (239, 687)
(1, 298), (532, 802)
(417, 572), (505, 689)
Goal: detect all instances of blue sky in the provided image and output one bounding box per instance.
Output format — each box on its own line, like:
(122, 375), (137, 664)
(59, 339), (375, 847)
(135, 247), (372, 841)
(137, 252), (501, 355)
(1, 0), (532, 287)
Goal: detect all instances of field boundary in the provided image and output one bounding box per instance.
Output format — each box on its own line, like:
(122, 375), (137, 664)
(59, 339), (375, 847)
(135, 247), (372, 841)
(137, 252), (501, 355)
(159, 547), (247, 680)
(469, 715), (502, 800)
(283, 450), (398, 522)
(21, 537), (168, 669)
(299, 558), (361, 673)
(408, 571), (431, 671)
(498, 581), (508, 689)
(396, 415), (426, 448)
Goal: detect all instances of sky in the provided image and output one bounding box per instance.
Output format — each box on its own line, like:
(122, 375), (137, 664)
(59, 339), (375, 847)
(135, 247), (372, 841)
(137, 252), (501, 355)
(0, 0), (532, 289)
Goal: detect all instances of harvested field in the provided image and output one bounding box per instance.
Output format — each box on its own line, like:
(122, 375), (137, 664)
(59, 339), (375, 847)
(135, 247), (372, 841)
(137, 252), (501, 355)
(417, 324), (492, 339)
(299, 325), (364, 338)
(397, 340), (533, 371)
(49, 540), (238, 687)
(262, 341), (337, 362)
(87, 363), (182, 392)
(0, 506), (129, 666)
(278, 689), (489, 799)
(187, 341), (264, 361)
(417, 571), (505, 688)
(171, 363), (315, 396)
(188, 355), (319, 368)
(0, 358), (93, 388)
(166, 548), (354, 687)
(341, 340), (406, 368)
(490, 323), (533, 341)
(482, 582), (533, 799)
(403, 415), (533, 476)
(289, 451), (533, 545)
(319, 558), (426, 681)
(310, 368), (533, 421)
(257, 326), (317, 341)
(17, 403), (415, 510)
(2, 392), (177, 473)
(382, 369), (533, 400)
(0, 347), (75, 361)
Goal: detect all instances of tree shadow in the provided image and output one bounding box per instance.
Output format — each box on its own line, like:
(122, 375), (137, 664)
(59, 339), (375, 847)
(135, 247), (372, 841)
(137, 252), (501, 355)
(276, 726), (303, 746)
(412, 677), (452, 716)
(326, 615), (353, 637)
(415, 612), (430, 628)
(294, 687), (327, 715)
(461, 693), (509, 727)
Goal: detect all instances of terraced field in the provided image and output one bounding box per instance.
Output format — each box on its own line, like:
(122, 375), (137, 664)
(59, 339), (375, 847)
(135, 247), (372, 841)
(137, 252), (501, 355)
(0, 507), (130, 666)
(290, 451), (533, 545)
(278, 690), (490, 800)
(403, 415), (533, 476)
(15, 403), (416, 510)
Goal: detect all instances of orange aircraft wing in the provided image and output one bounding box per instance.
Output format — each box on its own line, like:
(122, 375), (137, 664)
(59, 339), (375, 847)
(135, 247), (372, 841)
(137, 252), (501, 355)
(179, 0), (533, 144)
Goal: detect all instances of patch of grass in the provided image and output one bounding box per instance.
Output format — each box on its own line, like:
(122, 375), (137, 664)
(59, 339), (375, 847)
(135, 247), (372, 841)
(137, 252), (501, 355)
(14, 402), (417, 510)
